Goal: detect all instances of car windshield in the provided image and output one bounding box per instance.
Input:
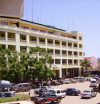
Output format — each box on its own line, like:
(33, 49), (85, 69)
(91, 81), (96, 83)
(84, 90), (90, 93)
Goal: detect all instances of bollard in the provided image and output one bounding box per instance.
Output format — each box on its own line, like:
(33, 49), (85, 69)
(16, 97), (19, 101)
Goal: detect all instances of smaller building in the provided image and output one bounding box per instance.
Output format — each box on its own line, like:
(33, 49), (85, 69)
(84, 57), (98, 70)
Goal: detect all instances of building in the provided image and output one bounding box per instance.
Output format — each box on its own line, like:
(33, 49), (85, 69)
(84, 57), (98, 70)
(0, 18), (84, 78)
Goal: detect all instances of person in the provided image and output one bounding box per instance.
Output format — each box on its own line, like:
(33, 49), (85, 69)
(98, 78), (100, 91)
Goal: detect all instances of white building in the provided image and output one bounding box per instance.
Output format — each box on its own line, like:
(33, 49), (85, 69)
(0, 18), (84, 78)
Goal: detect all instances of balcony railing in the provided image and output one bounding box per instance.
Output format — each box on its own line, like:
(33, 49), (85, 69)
(8, 38), (16, 41)
(20, 40), (27, 43)
(62, 64), (67, 67)
(55, 54), (61, 56)
(55, 44), (60, 47)
(62, 54), (67, 57)
(39, 42), (46, 46)
(47, 43), (54, 47)
(0, 37), (5, 40)
(30, 41), (37, 44)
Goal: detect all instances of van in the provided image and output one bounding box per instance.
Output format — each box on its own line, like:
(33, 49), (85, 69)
(14, 83), (32, 92)
(90, 79), (97, 87)
(49, 89), (66, 98)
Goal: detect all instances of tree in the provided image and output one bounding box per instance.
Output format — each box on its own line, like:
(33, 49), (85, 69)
(80, 59), (91, 75)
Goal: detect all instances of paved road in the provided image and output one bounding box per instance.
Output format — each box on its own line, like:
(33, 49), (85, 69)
(1, 81), (100, 104)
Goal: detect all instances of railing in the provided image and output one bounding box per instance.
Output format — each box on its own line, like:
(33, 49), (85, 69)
(39, 42), (46, 46)
(0, 37), (5, 40)
(8, 38), (16, 41)
(30, 41), (37, 44)
(20, 40), (27, 43)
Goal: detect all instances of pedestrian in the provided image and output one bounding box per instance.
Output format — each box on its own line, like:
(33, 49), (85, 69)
(98, 78), (100, 91)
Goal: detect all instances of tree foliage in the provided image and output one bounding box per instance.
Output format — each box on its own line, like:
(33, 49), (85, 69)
(0, 46), (55, 83)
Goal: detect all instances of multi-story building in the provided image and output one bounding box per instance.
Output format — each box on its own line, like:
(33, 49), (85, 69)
(0, 18), (84, 78)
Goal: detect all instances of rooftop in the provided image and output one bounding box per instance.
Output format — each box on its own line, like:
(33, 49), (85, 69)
(21, 19), (66, 32)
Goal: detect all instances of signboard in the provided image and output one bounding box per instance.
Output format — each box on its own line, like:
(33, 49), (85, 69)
(0, 0), (24, 18)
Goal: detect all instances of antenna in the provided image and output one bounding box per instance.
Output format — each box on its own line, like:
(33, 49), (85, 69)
(67, 18), (69, 32)
(26, 4), (28, 19)
(73, 17), (75, 31)
(32, 0), (33, 22)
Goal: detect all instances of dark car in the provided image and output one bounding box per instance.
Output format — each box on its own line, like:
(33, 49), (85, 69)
(64, 88), (80, 96)
(50, 81), (60, 86)
(31, 92), (62, 104)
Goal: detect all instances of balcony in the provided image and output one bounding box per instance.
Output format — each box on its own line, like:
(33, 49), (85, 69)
(8, 32), (16, 42)
(68, 51), (72, 57)
(62, 50), (67, 57)
(55, 40), (60, 48)
(47, 39), (53, 47)
(39, 38), (46, 46)
(62, 41), (66, 48)
(0, 31), (5, 41)
(55, 50), (60, 56)
(20, 34), (27, 43)
(55, 59), (60, 64)
(30, 36), (37, 44)
(20, 46), (27, 52)
(62, 59), (67, 67)
(68, 42), (72, 49)
(8, 45), (16, 51)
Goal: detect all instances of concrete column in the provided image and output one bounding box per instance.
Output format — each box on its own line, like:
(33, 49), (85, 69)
(45, 38), (47, 49)
(37, 36), (39, 46)
(16, 33), (20, 52)
(79, 68), (81, 76)
(59, 68), (62, 78)
(5, 32), (8, 48)
(27, 35), (29, 53)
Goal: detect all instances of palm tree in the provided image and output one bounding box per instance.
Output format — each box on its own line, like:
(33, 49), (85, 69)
(80, 59), (91, 74)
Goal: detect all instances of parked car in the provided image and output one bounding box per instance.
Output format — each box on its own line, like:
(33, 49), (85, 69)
(31, 92), (62, 104)
(64, 88), (80, 96)
(10, 83), (16, 91)
(63, 79), (71, 84)
(14, 83), (32, 92)
(74, 77), (86, 82)
(81, 90), (97, 98)
(94, 75), (99, 80)
(70, 78), (78, 83)
(34, 86), (52, 94)
(90, 79), (97, 87)
(50, 81), (60, 86)
(49, 89), (66, 98)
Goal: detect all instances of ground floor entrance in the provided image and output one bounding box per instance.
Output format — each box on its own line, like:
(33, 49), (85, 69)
(53, 68), (80, 78)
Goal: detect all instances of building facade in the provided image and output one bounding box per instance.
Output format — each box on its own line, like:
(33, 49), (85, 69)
(0, 18), (84, 78)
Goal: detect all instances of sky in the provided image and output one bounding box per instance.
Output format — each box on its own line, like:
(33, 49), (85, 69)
(23, 0), (100, 58)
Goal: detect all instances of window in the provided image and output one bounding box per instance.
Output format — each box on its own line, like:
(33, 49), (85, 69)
(22, 26), (29, 30)
(40, 30), (46, 33)
(31, 28), (38, 31)
(1, 21), (8, 25)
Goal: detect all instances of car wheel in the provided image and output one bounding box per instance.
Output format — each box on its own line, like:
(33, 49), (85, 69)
(74, 93), (78, 96)
(57, 98), (61, 104)
(41, 101), (46, 104)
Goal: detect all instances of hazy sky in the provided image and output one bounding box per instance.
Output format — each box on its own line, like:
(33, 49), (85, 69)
(23, 0), (100, 58)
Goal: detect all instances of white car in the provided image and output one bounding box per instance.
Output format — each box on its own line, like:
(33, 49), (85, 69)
(34, 86), (52, 94)
(90, 79), (97, 87)
(49, 89), (66, 98)
(81, 90), (97, 98)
